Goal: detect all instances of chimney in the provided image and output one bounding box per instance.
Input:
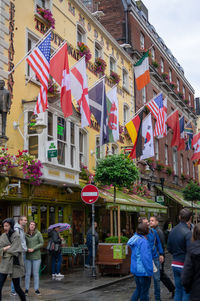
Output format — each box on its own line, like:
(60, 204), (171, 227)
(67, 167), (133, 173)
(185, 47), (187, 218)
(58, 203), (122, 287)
(136, 1), (148, 21)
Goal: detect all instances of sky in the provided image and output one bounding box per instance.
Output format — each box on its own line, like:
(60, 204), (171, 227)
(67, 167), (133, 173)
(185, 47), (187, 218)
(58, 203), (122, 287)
(142, 0), (200, 97)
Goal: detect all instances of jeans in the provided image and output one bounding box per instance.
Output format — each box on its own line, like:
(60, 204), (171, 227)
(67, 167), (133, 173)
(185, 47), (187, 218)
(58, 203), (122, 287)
(25, 259), (41, 291)
(173, 266), (190, 301)
(86, 246), (97, 266)
(51, 253), (62, 274)
(160, 262), (175, 293)
(11, 253), (26, 294)
(131, 276), (151, 301)
(0, 273), (26, 301)
(153, 257), (161, 301)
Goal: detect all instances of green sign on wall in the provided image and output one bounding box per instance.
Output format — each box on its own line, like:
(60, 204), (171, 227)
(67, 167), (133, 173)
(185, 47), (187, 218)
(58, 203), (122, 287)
(47, 141), (57, 158)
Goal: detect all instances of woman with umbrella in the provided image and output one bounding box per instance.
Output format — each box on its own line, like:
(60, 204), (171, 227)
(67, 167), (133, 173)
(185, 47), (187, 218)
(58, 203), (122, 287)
(48, 223), (70, 279)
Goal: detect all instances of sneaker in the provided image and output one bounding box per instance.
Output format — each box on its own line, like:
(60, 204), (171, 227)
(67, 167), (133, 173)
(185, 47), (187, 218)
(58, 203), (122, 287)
(35, 290), (41, 296)
(52, 274), (56, 279)
(55, 273), (64, 278)
(25, 290), (28, 296)
(10, 292), (17, 296)
(84, 264), (91, 269)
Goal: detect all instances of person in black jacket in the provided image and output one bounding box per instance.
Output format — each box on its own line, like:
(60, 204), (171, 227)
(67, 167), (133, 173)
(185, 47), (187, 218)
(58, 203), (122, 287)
(150, 216), (175, 299)
(167, 208), (192, 301)
(49, 226), (64, 279)
(181, 223), (200, 301)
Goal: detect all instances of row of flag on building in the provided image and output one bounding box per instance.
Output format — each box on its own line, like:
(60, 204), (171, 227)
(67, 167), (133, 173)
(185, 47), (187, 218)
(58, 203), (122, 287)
(125, 92), (197, 160)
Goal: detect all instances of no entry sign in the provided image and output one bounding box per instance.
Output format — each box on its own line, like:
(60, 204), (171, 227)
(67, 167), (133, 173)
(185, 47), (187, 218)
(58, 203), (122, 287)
(81, 184), (99, 204)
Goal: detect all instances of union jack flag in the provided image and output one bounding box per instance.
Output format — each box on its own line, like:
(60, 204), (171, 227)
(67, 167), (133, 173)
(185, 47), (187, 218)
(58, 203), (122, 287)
(26, 33), (51, 114)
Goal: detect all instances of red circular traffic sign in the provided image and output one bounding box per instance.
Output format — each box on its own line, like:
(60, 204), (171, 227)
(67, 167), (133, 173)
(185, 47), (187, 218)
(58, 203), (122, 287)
(81, 184), (99, 204)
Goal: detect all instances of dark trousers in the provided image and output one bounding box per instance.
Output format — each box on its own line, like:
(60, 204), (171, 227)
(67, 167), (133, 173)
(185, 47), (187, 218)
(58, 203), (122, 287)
(51, 253), (62, 274)
(160, 262), (175, 293)
(131, 276), (151, 301)
(0, 273), (26, 301)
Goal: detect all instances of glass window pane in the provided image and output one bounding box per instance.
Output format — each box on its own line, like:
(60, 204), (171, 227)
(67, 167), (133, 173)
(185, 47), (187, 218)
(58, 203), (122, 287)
(96, 137), (100, 160)
(28, 112), (37, 135)
(28, 136), (38, 158)
(40, 205), (47, 233)
(57, 117), (66, 141)
(71, 122), (75, 144)
(58, 207), (64, 223)
(49, 206), (55, 225)
(48, 111), (53, 137)
(79, 131), (83, 152)
(71, 145), (75, 167)
(58, 141), (65, 165)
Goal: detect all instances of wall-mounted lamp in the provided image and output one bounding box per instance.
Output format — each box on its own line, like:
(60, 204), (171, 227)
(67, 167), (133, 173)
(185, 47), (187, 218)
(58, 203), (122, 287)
(13, 115), (47, 138)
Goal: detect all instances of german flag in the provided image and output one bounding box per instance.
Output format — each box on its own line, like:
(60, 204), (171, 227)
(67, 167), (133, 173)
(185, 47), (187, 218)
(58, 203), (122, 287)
(125, 110), (143, 159)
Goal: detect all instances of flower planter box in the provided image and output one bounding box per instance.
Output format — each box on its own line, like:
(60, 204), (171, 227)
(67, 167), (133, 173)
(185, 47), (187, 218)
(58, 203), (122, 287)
(97, 243), (131, 276)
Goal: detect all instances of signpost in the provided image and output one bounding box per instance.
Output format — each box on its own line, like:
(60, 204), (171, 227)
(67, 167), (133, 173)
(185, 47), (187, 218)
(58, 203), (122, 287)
(81, 184), (99, 278)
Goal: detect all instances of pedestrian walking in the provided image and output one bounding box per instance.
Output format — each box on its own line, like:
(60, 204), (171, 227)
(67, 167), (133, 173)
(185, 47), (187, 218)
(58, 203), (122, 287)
(167, 208), (192, 301)
(85, 221), (99, 268)
(48, 226), (64, 279)
(0, 218), (26, 301)
(139, 217), (164, 301)
(181, 223), (200, 300)
(10, 216), (27, 296)
(127, 222), (153, 301)
(150, 216), (175, 299)
(25, 221), (44, 296)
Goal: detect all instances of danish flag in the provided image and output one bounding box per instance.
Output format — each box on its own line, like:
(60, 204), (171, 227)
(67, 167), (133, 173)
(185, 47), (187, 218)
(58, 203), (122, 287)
(70, 57), (91, 127)
(50, 42), (72, 117)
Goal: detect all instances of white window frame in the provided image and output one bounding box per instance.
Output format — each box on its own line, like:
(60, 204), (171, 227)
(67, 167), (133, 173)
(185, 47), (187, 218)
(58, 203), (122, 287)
(57, 116), (67, 166)
(77, 24), (86, 44)
(26, 111), (39, 158)
(169, 68), (172, 82)
(151, 47), (155, 61)
(123, 104), (129, 124)
(180, 154), (183, 174)
(160, 58), (164, 73)
(187, 158), (190, 175)
(142, 87), (146, 104)
(155, 139), (159, 160)
(165, 145), (168, 165)
(109, 56), (117, 73)
(177, 78), (180, 92)
(79, 128), (88, 168)
(122, 68), (129, 90)
(173, 148), (178, 175)
(189, 93), (191, 106)
(94, 41), (103, 60)
(183, 86), (185, 99)
(140, 32), (145, 49)
(26, 32), (38, 80)
(111, 143), (119, 155)
(35, 0), (52, 11)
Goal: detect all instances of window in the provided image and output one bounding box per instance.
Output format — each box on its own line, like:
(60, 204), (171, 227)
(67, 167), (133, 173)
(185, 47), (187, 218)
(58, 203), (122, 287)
(49, 206), (55, 225)
(142, 87), (146, 104)
(165, 145), (168, 165)
(189, 93), (191, 106)
(35, 0), (52, 11)
(96, 136), (100, 161)
(173, 148), (178, 175)
(36, 0), (46, 8)
(27, 111), (38, 158)
(151, 47), (155, 61)
(160, 58), (164, 73)
(123, 104), (129, 124)
(169, 68), (172, 82)
(140, 32), (145, 49)
(111, 144), (118, 155)
(153, 90), (157, 97)
(180, 154), (183, 174)
(57, 117), (66, 165)
(27, 35), (38, 79)
(58, 207), (64, 223)
(122, 68), (129, 90)
(110, 56), (116, 73)
(77, 24), (86, 43)
(155, 139), (159, 160)
(40, 205), (47, 233)
(95, 41), (103, 60)
(183, 86), (185, 99)
(70, 122), (75, 168)
(187, 158), (190, 175)
(177, 78), (180, 92)
(79, 129), (87, 167)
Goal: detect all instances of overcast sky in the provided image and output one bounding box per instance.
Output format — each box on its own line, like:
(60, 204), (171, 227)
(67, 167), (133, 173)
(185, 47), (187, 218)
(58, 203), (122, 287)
(142, 0), (200, 97)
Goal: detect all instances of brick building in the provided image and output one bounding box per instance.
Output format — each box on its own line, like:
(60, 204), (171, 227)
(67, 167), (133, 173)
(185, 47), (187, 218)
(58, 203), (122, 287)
(81, 0), (200, 221)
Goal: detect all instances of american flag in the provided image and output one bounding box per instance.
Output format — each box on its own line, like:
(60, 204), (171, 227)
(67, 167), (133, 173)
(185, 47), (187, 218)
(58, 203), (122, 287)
(26, 33), (51, 114)
(154, 97), (167, 138)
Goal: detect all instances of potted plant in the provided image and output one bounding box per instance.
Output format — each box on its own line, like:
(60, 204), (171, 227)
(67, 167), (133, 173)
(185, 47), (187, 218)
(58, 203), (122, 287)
(181, 173), (186, 181)
(166, 166), (173, 176)
(94, 57), (107, 75)
(184, 99), (189, 105)
(161, 72), (169, 81)
(77, 42), (92, 62)
(110, 71), (120, 84)
(155, 160), (165, 172)
(178, 92), (183, 99)
(169, 81), (176, 90)
(37, 7), (55, 29)
(0, 147), (14, 174)
(152, 60), (159, 69)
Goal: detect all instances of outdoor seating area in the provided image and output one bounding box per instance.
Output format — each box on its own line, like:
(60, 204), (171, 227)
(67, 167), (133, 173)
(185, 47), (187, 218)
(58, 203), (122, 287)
(61, 245), (88, 270)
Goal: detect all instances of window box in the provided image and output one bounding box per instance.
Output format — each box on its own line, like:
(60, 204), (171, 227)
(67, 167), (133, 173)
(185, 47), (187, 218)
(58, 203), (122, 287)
(161, 72), (169, 81)
(77, 42), (91, 62)
(110, 71), (120, 84)
(152, 60), (159, 69)
(94, 57), (107, 75)
(36, 7), (55, 29)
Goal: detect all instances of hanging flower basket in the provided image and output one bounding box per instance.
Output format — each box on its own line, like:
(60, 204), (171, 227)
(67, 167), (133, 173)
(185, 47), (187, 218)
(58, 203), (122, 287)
(94, 57), (107, 74)
(37, 7), (55, 29)
(165, 165), (173, 176)
(152, 60), (159, 68)
(77, 42), (92, 62)
(0, 147), (14, 174)
(110, 71), (120, 84)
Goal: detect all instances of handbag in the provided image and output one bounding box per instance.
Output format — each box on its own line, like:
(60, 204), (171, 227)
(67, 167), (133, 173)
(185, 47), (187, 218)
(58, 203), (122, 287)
(47, 240), (55, 251)
(153, 260), (158, 273)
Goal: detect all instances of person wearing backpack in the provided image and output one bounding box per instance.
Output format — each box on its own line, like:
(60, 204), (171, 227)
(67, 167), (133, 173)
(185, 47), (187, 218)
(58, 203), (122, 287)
(138, 217), (164, 301)
(85, 222), (98, 268)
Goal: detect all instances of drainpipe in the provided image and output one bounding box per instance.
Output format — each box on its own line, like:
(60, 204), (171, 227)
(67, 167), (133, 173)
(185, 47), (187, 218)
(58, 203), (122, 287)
(121, 0), (129, 44)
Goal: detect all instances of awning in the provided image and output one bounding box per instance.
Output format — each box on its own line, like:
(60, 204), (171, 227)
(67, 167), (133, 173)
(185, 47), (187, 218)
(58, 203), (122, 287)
(156, 186), (200, 210)
(100, 188), (167, 214)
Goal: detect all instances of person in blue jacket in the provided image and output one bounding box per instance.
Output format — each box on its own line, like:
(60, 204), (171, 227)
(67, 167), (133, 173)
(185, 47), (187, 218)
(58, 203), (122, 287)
(139, 217), (164, 301)
(127, 222), (153, 301)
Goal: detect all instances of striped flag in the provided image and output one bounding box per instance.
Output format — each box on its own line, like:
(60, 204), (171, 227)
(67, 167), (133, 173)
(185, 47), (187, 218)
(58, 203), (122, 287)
(191, 132), (200, 161)
(134, 51), (150, 90)
(178, 116), (185, 151)
(154, 97), (167, 138)
(26, 33), (51, 114)
(185, 121), (193, 150)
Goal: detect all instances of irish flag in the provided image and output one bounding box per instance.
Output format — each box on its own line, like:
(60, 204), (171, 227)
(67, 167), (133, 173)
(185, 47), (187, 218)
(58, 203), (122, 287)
(134, 51), (150, 90)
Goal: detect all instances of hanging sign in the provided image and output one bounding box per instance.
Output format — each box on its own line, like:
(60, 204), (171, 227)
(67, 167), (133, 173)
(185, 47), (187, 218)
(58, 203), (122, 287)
(47, 141), (57, 158)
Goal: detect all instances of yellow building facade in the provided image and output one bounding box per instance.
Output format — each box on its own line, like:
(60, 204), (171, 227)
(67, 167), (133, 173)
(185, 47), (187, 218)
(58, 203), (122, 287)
(0, 0), (135, 242)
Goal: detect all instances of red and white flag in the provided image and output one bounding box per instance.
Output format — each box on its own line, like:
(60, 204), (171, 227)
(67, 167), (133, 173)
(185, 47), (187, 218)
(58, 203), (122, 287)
(154, 97), (167, 138)
(50, 42), (72, 117)
(70, 57), (91, 128)
(191, 132), (200, 161)
(26, 33), (51, 114)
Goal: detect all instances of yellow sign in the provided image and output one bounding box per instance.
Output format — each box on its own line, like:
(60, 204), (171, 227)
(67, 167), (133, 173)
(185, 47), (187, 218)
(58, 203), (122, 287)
(49, 170), (60, 176)
(65, 173), (75, 180)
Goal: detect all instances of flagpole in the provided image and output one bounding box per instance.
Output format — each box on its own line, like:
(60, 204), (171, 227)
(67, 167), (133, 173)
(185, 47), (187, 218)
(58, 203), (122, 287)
(88, 75), (106, 91)
(8, 28), (52, 75)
